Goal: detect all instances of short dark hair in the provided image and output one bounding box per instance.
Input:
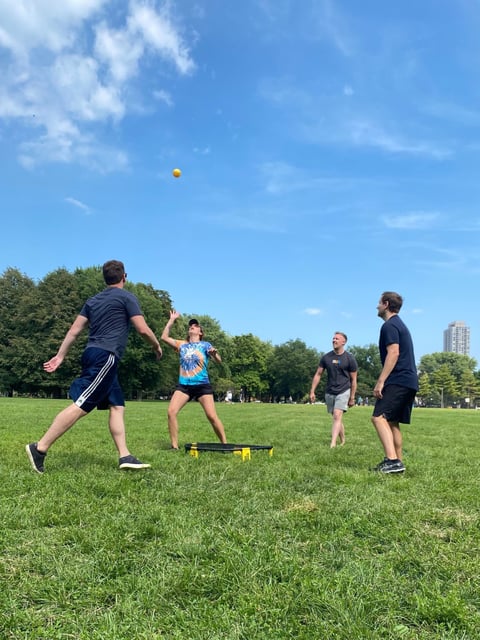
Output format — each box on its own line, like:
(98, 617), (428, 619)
(334, 332), (348, 342)
(381, 291), (403, 313)
(103, 260), (125, 285)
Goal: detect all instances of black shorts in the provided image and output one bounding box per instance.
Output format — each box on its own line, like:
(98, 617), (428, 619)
(175, 383), (214, 401)
(372, 384), (416, 424)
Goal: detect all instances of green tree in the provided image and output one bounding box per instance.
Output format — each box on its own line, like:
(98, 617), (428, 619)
(267, 340), (319, 402)
(0, 268), (38, 395)
(458, 370), (480, 408)
(418, 352), (477, 408)
(417, 372), (432, 406)
(348, 344), (382, 401)
(432, 365), (460, 408)
(230, 334), (273, 401)
(120, 281), (172, 399)
(73, 265), (105, 301)
(419, 352), (477, 382)
(35, 268), (85, 397)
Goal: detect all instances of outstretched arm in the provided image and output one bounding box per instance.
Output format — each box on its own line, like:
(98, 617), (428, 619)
(130, 315), (163, 360)
(43, 315), (89, 373)
(161, 309), (181, 349)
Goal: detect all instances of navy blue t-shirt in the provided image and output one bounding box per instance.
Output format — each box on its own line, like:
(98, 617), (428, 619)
(379, 315), (418, 391)
(80, 287), (143, 359)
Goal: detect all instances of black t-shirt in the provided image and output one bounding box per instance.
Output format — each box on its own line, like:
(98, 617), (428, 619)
(319, 350), (358, 395)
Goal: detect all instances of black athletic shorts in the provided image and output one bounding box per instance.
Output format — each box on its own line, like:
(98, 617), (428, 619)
(372, 384), (416, 424)
(175, 383), (214, 401)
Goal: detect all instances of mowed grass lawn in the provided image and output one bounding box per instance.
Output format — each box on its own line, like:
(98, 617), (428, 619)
(1, 398), (479, 639)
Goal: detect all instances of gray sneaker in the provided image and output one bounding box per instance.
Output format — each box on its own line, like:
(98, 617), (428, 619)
(378, 458), (405, 474)
(371, 457), (389, 471)
(119, 455), (151, 470)
(26, 443), (46, 474)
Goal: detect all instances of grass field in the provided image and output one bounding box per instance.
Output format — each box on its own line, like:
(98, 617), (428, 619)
(1, 398), (479, 639)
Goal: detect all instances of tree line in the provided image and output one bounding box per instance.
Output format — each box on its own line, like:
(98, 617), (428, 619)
(1, 266), (479, 407)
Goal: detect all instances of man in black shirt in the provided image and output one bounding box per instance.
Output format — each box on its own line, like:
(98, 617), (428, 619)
(310, 332), (358, 447)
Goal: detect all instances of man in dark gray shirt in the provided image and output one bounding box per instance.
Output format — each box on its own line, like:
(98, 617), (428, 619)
(26, 260), (163, 474)
(310, 332), (358, 448)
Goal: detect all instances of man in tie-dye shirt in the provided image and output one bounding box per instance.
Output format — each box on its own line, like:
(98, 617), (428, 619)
(161, 310), (227, 449)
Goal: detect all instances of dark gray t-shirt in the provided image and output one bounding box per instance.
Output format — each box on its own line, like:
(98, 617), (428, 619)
(80, 287), (143, 359)
(319, 350), (358, 395)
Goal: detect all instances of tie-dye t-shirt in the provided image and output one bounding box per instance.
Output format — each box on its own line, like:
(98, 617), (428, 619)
(175, 340), (213, 385)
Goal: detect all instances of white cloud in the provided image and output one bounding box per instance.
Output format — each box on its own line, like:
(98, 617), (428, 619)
(317, 0), (353, 57)
(382, 212), (440, 230)
(65, 197), (92, 214)
(259, 161), (310, 195)
(260, 77), (451, 159)
(304, 308), (323, 316)
(94, 21), (144, 84)
(258, 161), (357, 196)
(347, 120), (450, 159)
(0, 0), (107, 56)
(0, 0), (196, 171)
(153, 89), (173, 106)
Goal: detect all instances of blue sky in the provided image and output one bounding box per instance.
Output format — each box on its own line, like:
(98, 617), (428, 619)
(1, 0), (479, 365)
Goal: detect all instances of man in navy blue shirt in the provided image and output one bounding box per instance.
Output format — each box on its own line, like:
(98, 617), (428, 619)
(26, 260), (163, 474)
(371, 291), (418, 474)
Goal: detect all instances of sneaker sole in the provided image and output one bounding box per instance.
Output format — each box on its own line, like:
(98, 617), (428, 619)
(119, 463), (151, 470)
(380, 467), (405, 474)
(25, 444), (44, 474)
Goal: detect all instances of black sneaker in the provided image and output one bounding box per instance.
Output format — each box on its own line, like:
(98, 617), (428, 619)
(118, 455), (151, 470)
(378, 458), (405, 474)
(26, 443), (46, 474)
(371, 457), (388, 471)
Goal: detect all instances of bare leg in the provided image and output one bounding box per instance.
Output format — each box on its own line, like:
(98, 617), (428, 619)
(37, 403), (87, 452)
(108, 405), (129, 458)
(167, 390), (190, 448)
(371, 414), (397, 459)
(391, 422), (402, 460)
(198, 395), (227, 443)
(330, 409), (345, 447)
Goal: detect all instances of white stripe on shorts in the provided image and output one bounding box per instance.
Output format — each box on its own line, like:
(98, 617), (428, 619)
(75, 353), (116, 408)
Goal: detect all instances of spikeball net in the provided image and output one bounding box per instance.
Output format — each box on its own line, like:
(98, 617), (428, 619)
(184, 442), (273, 461)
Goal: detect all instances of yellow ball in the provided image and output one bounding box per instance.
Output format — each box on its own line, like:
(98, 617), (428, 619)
(172, 168), (181, 178)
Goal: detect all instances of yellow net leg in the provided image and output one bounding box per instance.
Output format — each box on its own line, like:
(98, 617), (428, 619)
(241, 447), (251, 461)
(269, 448), (274, 457)
(189, 446), (198, 458)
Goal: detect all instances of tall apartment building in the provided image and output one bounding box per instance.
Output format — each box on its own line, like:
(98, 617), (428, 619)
(443, 321), (470, 356)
